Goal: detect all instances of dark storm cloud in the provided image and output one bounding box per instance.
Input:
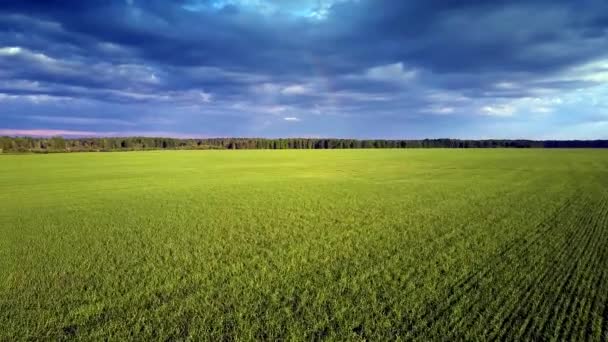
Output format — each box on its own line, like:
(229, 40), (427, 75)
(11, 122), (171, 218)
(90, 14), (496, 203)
(4, 0), (605, 73)
(0, 0), (607, 138)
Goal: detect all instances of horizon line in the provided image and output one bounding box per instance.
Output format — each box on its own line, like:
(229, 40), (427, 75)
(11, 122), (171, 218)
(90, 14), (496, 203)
(2, 135), (608, 142)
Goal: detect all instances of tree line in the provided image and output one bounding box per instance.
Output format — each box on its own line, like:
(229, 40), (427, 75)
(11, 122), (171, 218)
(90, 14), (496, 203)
(1, 136), (607, 153)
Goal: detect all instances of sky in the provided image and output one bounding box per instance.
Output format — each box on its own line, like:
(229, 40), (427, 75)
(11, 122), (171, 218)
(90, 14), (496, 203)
(1, 0), (608, 139)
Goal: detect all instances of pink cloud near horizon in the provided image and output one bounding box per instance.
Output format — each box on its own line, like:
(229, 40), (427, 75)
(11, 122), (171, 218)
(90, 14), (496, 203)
(0, 128), (209, 139)
(0, 129), (104, 137)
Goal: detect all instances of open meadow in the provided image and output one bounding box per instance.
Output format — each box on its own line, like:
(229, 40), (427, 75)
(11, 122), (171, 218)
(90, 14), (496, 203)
(1, 149), (607, 340)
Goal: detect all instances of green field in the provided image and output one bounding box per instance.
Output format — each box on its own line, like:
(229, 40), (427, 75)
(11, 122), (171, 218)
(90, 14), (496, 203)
(1, 149), (607, 340)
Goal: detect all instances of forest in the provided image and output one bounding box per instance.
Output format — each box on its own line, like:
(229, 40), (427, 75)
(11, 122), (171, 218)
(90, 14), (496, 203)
(1, 136), (607, 153)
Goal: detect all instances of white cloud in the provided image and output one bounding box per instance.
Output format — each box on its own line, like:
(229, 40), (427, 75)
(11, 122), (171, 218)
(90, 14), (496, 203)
(0, 79), (42, 91)
(510, 96), (563, 114)
(0, 46), (22, 56)
(365, 62), (417, 83)
(190, 0), (356, 20)
(0, 92), (72, 103)
(281, 84), (311, 95)
(424, 106), (455, 114)
(0, 46), (58, 67)
(581, 71), (608, 83)
(0, 129), (102, 137)
(305, 0), (355, 20)
(283, 117), (300, 121)
(198, 91), (212, 103)
(495, 81), (518, 89)
(266, 105), (289, 114)
(540, 58), (608, 88)
(331, 90), (390, 101)
(97, 42), (127, 53)
(481, 105), (516, 117)
(253, 83), (313, 96)
(531, 106), (553, 113)
(252, 82), (282, 94)
(425, 91), (470, 103)
(28, 115), (135, 126)
(0, 46), (164, 90)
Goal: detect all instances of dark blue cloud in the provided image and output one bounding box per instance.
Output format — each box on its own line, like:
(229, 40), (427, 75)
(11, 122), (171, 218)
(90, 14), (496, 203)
(0, 0), (607, 138)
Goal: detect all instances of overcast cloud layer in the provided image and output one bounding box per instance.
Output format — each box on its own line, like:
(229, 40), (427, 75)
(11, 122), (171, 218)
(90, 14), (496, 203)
(1, 0), (608, 139)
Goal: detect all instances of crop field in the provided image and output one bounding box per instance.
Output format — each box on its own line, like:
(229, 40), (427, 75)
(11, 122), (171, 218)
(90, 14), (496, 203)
(1, 149), (607, 340)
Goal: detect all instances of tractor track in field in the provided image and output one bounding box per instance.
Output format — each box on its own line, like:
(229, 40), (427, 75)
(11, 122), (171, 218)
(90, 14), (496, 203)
(565, 194), (608, 341)
(554, 195), (607, 339)
(555, 207), (605, 340)
(515, 196), (606, 340)
(470, 192), (607, 341)
(501, 196), (602, 336)
(479, 194), (606, 340)
(409, 194), (577, 337)
(449, 200), (587, 340)
(603, 285), (608, 341)
(409, 189), (608, 340)
(454, 196), (593, 340)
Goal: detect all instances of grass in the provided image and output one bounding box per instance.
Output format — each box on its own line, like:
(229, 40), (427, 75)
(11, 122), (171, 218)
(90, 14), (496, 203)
(1, 149), (607, 340)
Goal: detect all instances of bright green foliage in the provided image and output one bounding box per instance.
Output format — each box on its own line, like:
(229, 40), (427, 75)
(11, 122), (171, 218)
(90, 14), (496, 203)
(1, 149), (607, 340)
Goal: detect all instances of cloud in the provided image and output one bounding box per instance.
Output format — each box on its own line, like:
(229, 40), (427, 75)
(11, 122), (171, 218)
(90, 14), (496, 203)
(423, 106), (455, 115)
(481, 105), (516, 117)
(0, 0), (607, 138)
(0, 46), (22, 56)
(283, 117), (300, 121)
(27, 115), (135, 126)
(281, 84), (311, 95)
(0, 128), (103, 137)
(364, 63), (417, 83)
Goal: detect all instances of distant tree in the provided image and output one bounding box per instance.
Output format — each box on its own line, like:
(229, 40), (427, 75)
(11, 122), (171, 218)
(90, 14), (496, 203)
(50, 136), (66, 151)
(0, 136), (607, 152)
